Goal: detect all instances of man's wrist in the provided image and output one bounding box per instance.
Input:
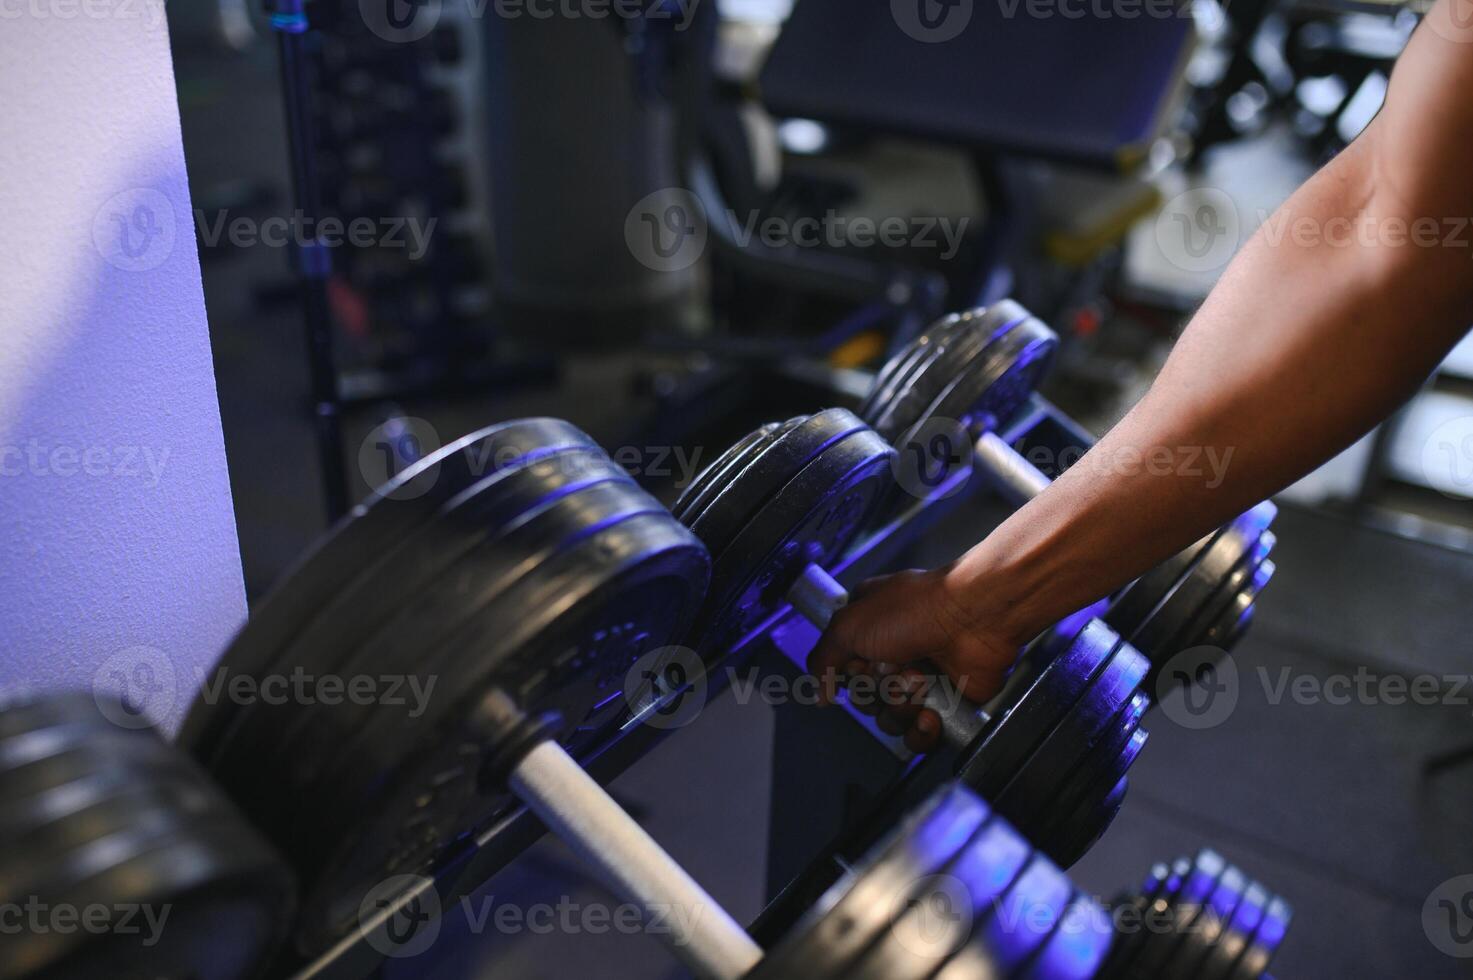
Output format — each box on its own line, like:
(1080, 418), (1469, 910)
(940, 547), (1045, 650)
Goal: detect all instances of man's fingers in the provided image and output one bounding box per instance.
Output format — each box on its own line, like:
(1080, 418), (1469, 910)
(904, 711), (943, 754)
(941, 657), (1011, 707)
(807, 571), (954, 703)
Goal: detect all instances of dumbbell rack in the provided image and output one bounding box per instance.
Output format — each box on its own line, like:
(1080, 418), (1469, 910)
(286, 392), (1096, 979)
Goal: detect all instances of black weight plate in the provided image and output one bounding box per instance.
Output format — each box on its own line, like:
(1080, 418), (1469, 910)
(1178, 865), (1248, 980)
(0, 771), (216, 910)
(872, 305), (1019, 444)
(1227, 893), (1292, 980)
(992, 634), (1147, 851)
(913, 306), (1058, 442)
(1207, 881), (1268, 980)
(25, 820), (293, 980)
(1017, 888), (1114, 980)
(671, 423), (778, 527)
(1027, 690), (1149, 862)
(696, 424), (894, 656)
(1101, 860), (1172, 979)
(1154, 510), (1276, 661)
(0, 718), (187, 809)
(1163, 530), (1275, 673)
(685, 410), (866, 563)
(182, 417), (601, 759)
(275, 500), (708, 949)
(206, 464), (648, 836)
(679, 418), (808, 542)
(1111, 503), (1277, 676)
(860, 308), (973, 422)
(944, 851), (1072, 978)
(215, 449), (634, 789)
(0, 695), (292, 980)
(1128, 527), (1247, 672)
(1201, 543), (1275, 652)
(210, 446), (624, 803)
(958, 621), (1119, 802)
(857, 326), (933, 421)
(1105, 531), (1218, 652)
(1134, 851), (1226, 978)
(320, 520), (704, 946)
(750, 784), (989, 980)
(1050, 714), (1150, 871)
(859, 314), (972, 433)
(849, 812), (1034, 980)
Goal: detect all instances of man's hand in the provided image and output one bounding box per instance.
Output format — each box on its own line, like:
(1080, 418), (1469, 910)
(805, 567), (1024, 753)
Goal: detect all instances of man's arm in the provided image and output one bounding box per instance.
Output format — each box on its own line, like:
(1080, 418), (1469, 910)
(809, 5), (1473, 750)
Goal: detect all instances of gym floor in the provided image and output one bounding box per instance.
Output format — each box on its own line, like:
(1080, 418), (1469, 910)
(179, 40), (1473, 980)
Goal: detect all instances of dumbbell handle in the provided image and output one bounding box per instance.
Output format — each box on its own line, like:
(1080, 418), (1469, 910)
(972, 430), (1052, 504)
(787, 565), (988, 749)
(509, 741), (762, 980)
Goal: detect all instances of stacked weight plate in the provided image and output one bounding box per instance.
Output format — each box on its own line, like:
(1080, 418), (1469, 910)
(1104, 503), (1278, 696)
(673, 408), (895, 658)
(181, 419), (711, 951)
(860, 301), (1279, 692)
(1101, 850), (1293, 980)
(678, 412), (1148, 869)
(0, 694), (293, 980)
(749, 783), (1115, 980)
(954, 622), (1149, 869)
(859, 300), (1059, 446)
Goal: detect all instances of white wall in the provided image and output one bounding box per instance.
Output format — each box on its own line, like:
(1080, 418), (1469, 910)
(0, 1), (247, 735)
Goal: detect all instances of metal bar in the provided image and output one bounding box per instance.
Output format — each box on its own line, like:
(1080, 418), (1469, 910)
(510, 742), (763, 980)
(974, 430), (1052, 505)
(271, 1), (349, 521)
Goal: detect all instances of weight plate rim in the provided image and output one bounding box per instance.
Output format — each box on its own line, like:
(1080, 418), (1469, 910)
(696, 426), (894, 656)
(212, 454), (640, 791)
(181, 418), (602, 759)
(293, 509), (708, 948)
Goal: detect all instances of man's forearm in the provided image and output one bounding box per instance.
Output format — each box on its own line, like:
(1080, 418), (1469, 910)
(944, 125), (1473, 647)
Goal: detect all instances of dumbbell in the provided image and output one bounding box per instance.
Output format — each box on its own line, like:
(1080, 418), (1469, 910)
(673, 408), (1150, 868)
(1101, 849), (1293, 980)
(181, 419), (713, 951)
(857, 301), (1279, 694)
(0, 693), (293, 980)
(753, 782), (1294, 980)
